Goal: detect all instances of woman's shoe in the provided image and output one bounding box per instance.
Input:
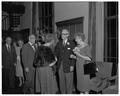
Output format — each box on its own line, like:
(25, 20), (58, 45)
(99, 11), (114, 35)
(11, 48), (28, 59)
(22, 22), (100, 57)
(84, 91), (89, 94)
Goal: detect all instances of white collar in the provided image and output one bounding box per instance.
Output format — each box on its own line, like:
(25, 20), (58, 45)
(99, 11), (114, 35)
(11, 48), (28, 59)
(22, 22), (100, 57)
(6, 43), (10, 47)
(28, 42), (33, 46)
(63, 39), (68, 43)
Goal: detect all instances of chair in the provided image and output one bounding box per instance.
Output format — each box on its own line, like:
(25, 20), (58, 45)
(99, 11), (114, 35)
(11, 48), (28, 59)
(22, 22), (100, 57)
(89, 61), (118, 94)
(102, 72), (118, 94)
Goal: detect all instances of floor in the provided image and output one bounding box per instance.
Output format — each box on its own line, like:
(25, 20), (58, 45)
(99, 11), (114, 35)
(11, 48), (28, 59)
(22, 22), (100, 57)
(2, 76), (116, 94)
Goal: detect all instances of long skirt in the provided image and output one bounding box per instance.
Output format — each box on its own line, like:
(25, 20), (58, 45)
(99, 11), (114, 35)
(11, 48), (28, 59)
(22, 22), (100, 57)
(76, 59), (90, 92)
(35, 66), (58, 94)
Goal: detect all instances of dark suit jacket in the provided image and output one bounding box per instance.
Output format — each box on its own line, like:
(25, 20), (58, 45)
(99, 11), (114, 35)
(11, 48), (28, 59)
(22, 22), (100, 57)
(55, 39), (76, 73)
(21, 43), (35, 81)
(2, 44), (17, 69)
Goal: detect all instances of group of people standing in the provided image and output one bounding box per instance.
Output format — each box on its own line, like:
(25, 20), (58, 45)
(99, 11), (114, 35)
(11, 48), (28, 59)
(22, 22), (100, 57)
(2, 28), (92, 94)
(2, 36), (25, 93)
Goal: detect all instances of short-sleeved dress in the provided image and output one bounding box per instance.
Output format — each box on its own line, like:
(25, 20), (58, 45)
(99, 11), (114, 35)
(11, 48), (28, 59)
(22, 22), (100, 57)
(76, 45), (91, 92)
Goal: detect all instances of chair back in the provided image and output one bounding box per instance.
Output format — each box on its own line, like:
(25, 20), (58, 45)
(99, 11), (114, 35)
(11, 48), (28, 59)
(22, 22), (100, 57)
(96, 61), (113, 78)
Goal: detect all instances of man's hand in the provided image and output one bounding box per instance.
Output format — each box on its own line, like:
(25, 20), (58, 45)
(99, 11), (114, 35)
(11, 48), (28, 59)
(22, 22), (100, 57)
(70, 66), (74, 72)
(25, 67), (29, 72)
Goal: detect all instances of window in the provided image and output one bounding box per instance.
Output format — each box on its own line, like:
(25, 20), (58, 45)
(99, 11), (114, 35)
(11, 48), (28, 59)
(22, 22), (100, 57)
(104, 2), (118, 63)
(38, 2), (54, 33)
(56, 17), (84, 40)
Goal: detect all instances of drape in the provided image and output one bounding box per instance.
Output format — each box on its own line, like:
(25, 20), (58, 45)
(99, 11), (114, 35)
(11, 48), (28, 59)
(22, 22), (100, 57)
(32, 2), (39, 39)
(88, 2), (96, 61)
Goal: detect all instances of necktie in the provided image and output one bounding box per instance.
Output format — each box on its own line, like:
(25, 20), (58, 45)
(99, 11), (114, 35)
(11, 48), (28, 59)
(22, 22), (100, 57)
(32, 45), (35, 51)
(63, 40), (66, 46)
(8, 45), (11, 52)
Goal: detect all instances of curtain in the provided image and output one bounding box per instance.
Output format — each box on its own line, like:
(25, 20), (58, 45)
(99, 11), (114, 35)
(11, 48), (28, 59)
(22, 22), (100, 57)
(32, 2), (39, 39)
(88, 2), (96, 61)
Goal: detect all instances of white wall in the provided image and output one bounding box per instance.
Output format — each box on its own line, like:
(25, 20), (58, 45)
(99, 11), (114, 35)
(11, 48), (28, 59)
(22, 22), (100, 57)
(20, 2), (32, 34)
(54, 2), (89, 39)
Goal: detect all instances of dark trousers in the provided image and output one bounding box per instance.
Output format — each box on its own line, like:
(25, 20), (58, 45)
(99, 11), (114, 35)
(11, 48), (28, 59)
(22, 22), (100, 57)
(2, 67), (15, 93)
(2, 68), (9, 91)
(58, 64), (73, 94)
(23, 69), (35, 94)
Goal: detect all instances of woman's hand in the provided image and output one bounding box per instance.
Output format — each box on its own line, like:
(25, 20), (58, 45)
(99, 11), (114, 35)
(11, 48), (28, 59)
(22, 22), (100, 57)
(44, 42), (51, 46)
(74, 51), (91, 61)
(73, 50), (79, 56)
(70, 54), (76, 59)
(85, 57), (91, 61)
(73, 47), (80, 52)
(49, 57), (57, 67)
(49, 62), (56, 67)
(73, 47), (80, 56)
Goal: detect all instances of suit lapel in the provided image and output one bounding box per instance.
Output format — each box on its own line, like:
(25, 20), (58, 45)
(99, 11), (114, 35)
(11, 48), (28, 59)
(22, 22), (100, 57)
(5, 45), (8, 52)
(64, 39), (71, 49)
(5, 45), (11, 54)
(27, 43), (35, 53)
(60, 40), (65, 49)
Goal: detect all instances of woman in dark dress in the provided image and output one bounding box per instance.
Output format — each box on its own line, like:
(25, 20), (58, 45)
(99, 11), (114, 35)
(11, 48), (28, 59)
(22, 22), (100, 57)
(33, 34), (58, 94)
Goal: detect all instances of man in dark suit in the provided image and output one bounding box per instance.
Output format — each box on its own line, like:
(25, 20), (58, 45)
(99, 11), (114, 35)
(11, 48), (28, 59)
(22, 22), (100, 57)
(2, 36), (17, 93)
(55, 29), (76, 94)
(21, 34), (36, 93)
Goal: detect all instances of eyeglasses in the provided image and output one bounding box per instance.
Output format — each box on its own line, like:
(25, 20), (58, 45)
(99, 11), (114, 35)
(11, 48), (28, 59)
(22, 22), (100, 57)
(62, 33), (69, 35)
(30, 37), (35, 39)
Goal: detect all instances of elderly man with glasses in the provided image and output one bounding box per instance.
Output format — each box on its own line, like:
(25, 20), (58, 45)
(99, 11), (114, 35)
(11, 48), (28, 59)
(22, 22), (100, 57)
(55, 29), (76, 94)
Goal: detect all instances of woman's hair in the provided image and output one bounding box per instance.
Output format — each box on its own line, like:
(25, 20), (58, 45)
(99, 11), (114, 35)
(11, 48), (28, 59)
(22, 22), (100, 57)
(17, 39), (24, 47)
(33, 46), (55, 67)
(44, 33), (56, 50)
(45, 33), (55, 43)
(74, 32), (86, 41)
(18, 39), (24, 43)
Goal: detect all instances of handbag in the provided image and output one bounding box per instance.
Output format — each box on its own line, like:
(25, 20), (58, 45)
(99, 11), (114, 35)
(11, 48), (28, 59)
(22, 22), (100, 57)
(84, 61), (97, 75)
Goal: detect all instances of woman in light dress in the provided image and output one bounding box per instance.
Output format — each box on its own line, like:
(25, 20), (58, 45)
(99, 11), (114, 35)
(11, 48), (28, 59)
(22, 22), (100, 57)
(14, 39), (24, 87)
(71, 33), (91, 94)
